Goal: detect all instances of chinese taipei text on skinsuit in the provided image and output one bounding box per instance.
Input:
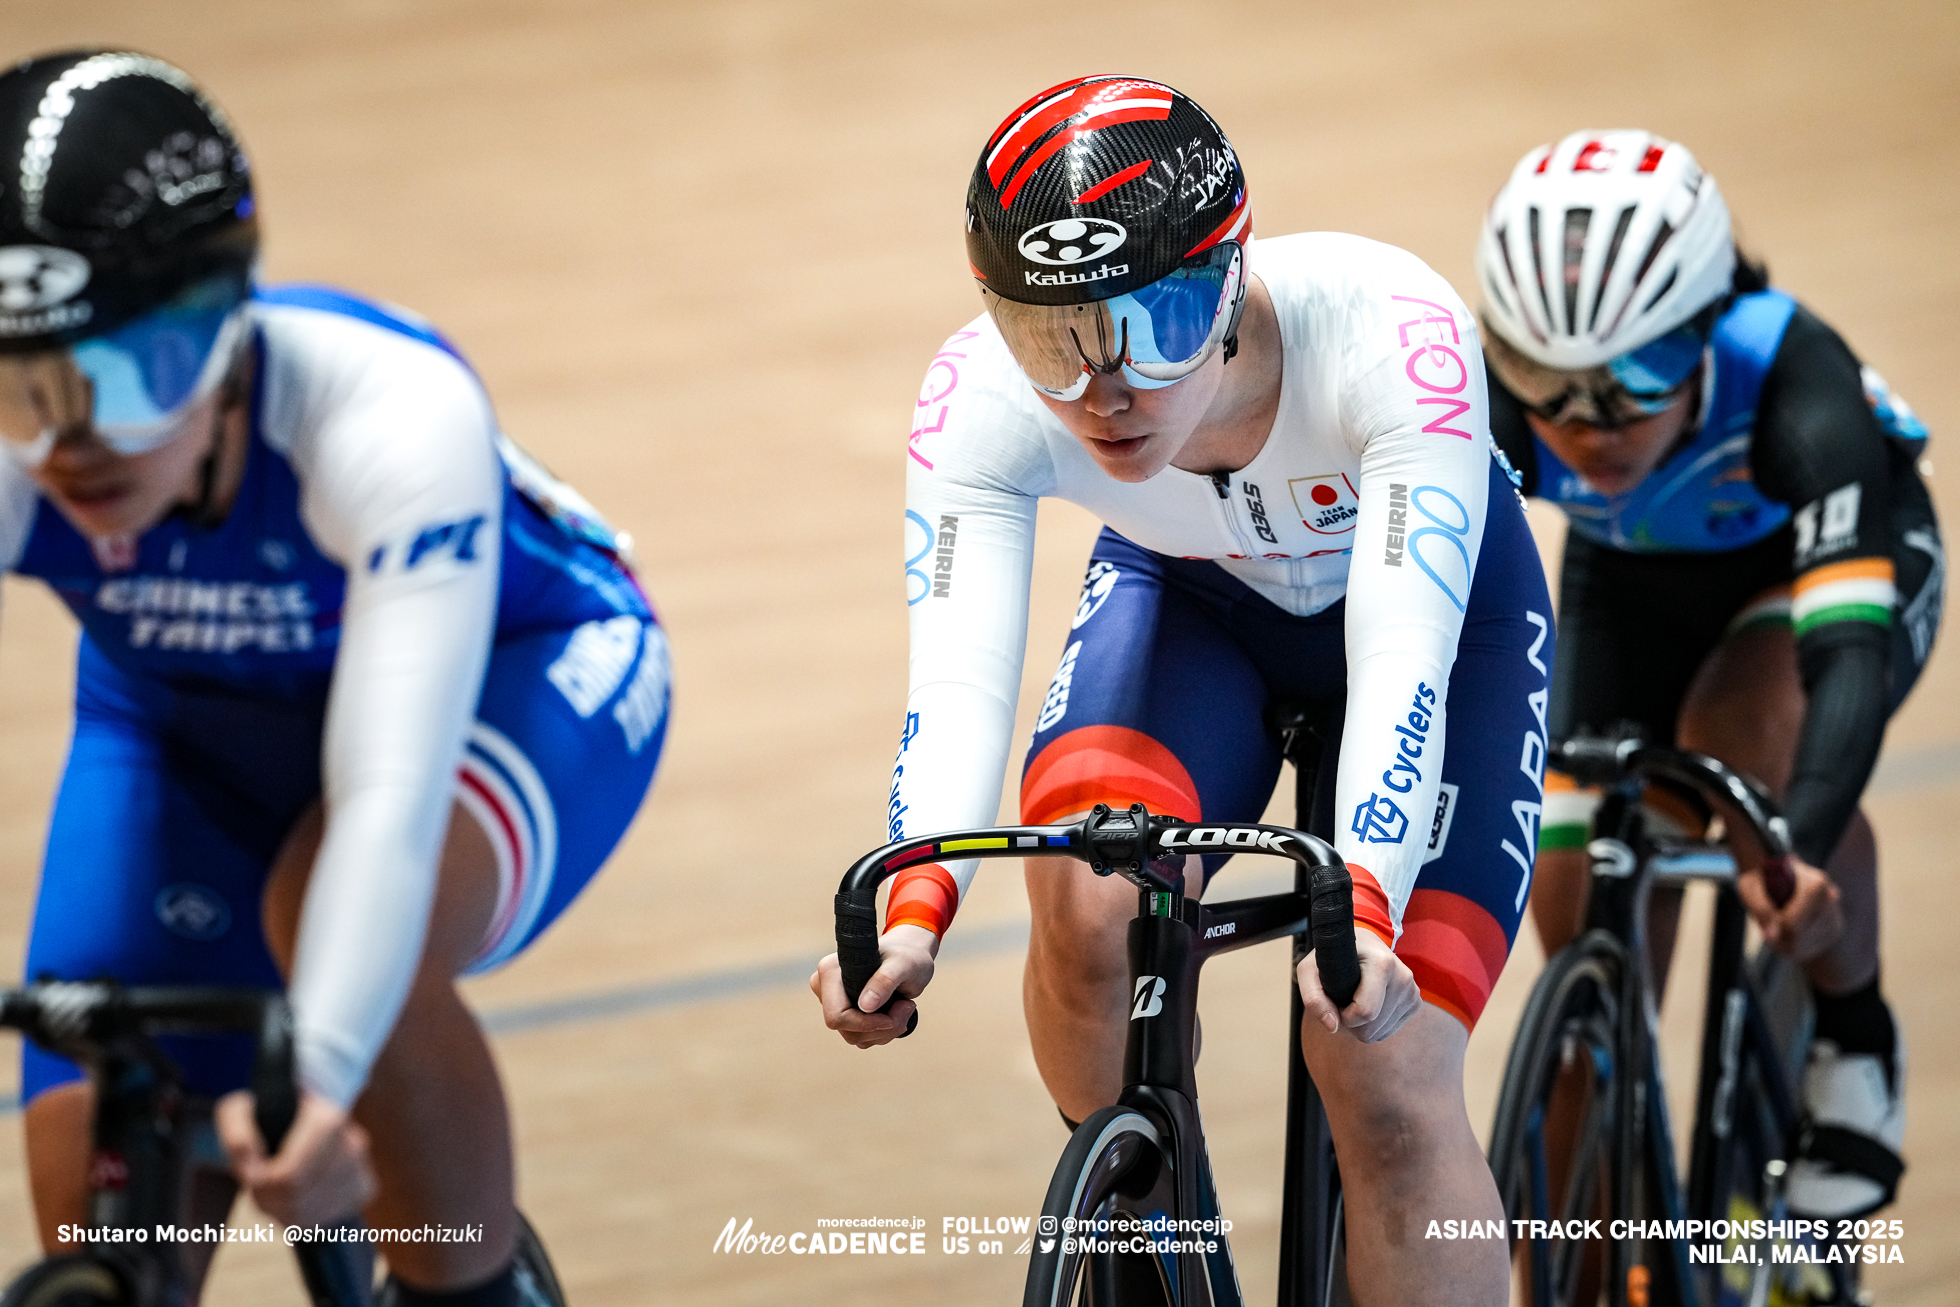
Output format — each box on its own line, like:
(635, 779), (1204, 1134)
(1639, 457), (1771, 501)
(816, 75), (1551, 1307)
(0, 51), (666, 1304)
(1477, 129), (1938, 1220)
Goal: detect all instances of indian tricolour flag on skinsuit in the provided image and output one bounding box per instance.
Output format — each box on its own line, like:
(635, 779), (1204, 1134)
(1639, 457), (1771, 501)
(1792, 557), (1897, 636)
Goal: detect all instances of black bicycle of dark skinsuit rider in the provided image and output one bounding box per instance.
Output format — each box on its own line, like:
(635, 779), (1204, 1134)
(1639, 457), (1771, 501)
(1489, 259), (1942, 1223)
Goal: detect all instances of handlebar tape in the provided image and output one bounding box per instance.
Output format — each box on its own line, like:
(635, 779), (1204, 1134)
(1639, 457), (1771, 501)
(835, 888), (917, 1037)
(1308, 865), (1361, 1010)
(251, 1000), (299, 1155)
(243, 1001), (373, 1300)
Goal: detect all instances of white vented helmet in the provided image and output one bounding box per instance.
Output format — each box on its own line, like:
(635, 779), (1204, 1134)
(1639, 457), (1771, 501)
(1477, 131), (1734, 370)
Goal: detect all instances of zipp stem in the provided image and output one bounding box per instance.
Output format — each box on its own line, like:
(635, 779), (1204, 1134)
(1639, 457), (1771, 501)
(834, 805), (1358, 1024)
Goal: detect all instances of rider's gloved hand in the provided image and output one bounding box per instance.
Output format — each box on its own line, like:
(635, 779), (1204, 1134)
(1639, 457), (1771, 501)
(1296, 928), (1421, 1044)
(215, 1089), (377, 1226)
(1737, 854), (1844, 962)
(811, 923), (938, 1048)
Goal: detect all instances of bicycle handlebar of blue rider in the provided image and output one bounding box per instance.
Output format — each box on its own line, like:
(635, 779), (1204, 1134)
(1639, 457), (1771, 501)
(833, 804), (1361, 1036)
(0, 984), (369, 1307)
(1553, 737), (1798, 907)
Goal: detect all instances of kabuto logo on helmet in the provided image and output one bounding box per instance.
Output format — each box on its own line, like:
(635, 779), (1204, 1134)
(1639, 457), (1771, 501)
(1018, 217), (1127, 267)
(0, 246), (92, 335)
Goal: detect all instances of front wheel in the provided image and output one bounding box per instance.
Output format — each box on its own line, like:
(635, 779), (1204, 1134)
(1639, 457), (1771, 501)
(0, 1256), (130, 1307)
(1025, 1106), (1186, 1307)
(1488, 932), (1626, 1307)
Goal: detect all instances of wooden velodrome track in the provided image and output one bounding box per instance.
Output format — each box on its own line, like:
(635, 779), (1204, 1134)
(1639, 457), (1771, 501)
(0, 2), (1955, 1302)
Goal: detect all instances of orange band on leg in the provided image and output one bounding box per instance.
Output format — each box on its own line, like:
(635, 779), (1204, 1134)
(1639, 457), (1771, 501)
(1021, 725), (1202, 826)
(884, 863), (959, 937)
(1342, 862), (1395, 948)
(1395, 889), (1513, 1030)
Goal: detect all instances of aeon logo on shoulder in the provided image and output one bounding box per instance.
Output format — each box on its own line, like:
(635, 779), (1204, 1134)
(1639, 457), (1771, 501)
(1018, 218), (1126, 267)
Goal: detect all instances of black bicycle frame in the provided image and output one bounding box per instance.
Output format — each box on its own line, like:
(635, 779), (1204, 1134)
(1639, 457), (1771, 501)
(1557, 741), (1809, 1307)
(836, 802), (1357, 1307)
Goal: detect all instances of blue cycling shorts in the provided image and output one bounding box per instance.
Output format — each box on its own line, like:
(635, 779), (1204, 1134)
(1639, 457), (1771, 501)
(1020, 457), (1553, 1028)
(21, 616), (668, 1102)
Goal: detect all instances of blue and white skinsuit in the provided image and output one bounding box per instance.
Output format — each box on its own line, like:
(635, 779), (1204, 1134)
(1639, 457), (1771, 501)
(1, 286), (670, 1110)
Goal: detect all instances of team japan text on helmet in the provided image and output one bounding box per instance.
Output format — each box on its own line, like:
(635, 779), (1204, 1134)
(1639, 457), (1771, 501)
(0, 50), (257, 461)
(1476, 130), (1735, 427)
(966, 75), (1250, 399)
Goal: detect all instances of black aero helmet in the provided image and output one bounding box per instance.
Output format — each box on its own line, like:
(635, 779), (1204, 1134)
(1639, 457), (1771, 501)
(966, 75), (1250, 397)
(0, 49), (256, 354)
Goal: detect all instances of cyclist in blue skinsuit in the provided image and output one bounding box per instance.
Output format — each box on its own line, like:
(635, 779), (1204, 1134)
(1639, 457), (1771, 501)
(1475, 130), (1938, 1220)
(0, 51), (668, 1305)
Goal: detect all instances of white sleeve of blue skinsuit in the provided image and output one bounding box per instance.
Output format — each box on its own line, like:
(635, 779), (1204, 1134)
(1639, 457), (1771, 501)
(1329, 268), (1493, 940)
(269, 309), (503, 1109)
(891, 322), (1054, 908)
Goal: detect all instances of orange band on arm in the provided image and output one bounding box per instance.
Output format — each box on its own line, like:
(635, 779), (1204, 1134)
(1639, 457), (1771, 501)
(1343, 862), (1395, 948)
(884, 863), (960, 937)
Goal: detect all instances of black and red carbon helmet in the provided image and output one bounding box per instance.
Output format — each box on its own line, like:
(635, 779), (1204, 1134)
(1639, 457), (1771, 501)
(965, 75), (1250, 308)
(0, 49), (256, 353)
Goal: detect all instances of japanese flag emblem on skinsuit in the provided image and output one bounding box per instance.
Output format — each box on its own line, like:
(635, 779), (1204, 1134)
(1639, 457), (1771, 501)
(1289, 474), (1359, 536)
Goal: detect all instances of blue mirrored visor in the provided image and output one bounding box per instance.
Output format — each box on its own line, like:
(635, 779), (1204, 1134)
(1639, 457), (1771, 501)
(1605, 325), (1705, 398)
(0, 275), (249, 459)
(1483, 313), (1708, 429)
(77, 279), (247, 428)
(982, 243), (1241, 396)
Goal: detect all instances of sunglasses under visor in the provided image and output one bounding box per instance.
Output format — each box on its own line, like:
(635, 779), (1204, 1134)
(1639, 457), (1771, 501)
(983, 243), (1242, 399)
(1484, 319), (1707, 428)
(0, 276), (250, 462)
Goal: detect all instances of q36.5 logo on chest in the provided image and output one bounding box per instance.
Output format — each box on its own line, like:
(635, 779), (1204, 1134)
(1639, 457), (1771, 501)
(1018, 218), (1126, 266)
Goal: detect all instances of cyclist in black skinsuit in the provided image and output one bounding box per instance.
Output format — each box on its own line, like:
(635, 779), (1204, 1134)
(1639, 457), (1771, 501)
(1474, 129), (1939, 1219)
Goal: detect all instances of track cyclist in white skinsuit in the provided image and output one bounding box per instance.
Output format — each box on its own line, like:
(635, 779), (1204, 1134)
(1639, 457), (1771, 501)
(813, 75), (1555, 1306)
(0, 52), (669, 1306)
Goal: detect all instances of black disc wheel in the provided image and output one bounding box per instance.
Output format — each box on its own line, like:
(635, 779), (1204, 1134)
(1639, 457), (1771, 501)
(1024, 1106), (1185, 1307)
(1488, 932), (1626, 1307)
(0, 1257), (129, 1307)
